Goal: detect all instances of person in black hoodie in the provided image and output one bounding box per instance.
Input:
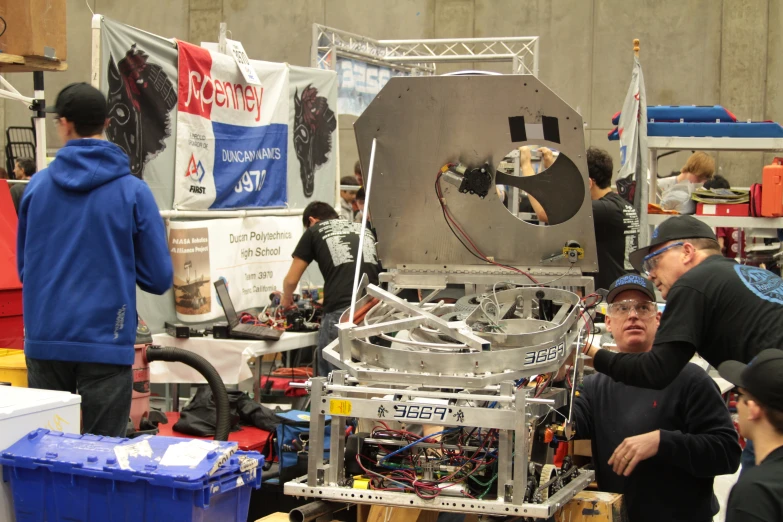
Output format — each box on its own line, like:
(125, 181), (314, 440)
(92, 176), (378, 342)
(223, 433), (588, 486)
(572, 274), (740, 522)
(18, 83), (172, 437)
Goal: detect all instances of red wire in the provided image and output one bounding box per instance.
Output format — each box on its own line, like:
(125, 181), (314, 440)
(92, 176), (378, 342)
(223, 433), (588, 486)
(436, 169), (539, 284)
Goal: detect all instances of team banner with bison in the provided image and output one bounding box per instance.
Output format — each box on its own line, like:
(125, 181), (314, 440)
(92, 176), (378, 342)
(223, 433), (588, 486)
(99, 18), (337, 210)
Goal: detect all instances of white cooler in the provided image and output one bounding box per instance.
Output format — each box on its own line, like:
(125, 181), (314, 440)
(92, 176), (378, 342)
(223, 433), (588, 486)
(0, 386), (81, 522)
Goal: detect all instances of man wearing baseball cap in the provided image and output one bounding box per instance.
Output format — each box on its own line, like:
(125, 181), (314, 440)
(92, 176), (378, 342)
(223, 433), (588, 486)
(571, 274), (739, 522)
(17, 83), (173, 437)
(718, 350), (783, 521)
(586, 215), (783, 390)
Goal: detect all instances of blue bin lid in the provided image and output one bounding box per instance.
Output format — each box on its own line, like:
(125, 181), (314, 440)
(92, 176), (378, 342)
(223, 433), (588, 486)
(0, 429), (263, 489)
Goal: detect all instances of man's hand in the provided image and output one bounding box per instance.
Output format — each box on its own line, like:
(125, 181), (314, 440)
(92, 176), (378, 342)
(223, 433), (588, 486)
(608, 430), (660, 476)
(281, 294), (294, 308)
(539, 147), (555, 169)
(518, 146), (532, 169)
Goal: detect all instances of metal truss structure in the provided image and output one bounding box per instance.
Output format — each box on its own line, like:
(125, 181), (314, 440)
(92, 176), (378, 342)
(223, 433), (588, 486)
(311, 24), (539, 75)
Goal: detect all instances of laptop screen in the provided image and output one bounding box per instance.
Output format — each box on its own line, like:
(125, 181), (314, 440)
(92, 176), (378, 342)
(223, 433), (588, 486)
(214, 280), (239, 328)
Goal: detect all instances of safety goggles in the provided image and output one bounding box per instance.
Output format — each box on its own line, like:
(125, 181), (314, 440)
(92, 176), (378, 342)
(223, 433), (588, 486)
(641, 242), (684, 276)
(606, 300), (657, 319)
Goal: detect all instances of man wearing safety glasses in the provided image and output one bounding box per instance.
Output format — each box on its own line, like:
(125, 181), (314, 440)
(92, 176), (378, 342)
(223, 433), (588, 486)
(586, 214), (783, 386)
(572, 274), (739, 522)
(585, 215), (783, 468)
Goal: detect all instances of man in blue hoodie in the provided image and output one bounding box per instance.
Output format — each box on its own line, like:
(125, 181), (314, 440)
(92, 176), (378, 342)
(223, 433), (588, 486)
(17, 83), (173, 437)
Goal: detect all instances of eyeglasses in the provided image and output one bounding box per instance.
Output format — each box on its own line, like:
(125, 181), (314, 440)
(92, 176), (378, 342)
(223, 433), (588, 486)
(606, 300), (657, 319)
(642, 242), (684, 276)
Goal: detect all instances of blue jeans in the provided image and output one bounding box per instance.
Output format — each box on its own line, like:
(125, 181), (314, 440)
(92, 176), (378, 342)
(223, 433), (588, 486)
(741, 439), (756, 473)
(26, 357), (132, 437)
(317, 309), (346, 377)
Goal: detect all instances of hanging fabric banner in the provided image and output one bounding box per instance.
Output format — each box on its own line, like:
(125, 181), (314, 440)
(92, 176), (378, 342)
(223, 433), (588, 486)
(173, 40), (289, 209)
(287, 65), (338, 208)
(318, 53), (409, 117)
(100, 17), (179, 210)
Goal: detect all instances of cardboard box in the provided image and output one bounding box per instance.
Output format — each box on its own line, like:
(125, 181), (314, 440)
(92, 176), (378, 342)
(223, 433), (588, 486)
(573, 439), (593, 457)
(556, 491), (627, 521)
(697, 203), (750, 217)
(0, 0), (67, 60)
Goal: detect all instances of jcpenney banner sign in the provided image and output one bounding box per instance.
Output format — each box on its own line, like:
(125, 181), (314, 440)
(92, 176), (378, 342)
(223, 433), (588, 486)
(169, 215), (301, 323)
(174, 40), (289, 209)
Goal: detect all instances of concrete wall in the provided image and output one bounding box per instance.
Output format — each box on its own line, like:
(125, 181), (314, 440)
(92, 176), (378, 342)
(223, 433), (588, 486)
(2, 0), (781, 188)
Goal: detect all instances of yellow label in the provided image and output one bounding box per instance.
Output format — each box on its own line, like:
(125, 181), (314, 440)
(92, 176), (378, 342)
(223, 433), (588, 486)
(353, 476), (370, 489)
(329, 399), (352, 416)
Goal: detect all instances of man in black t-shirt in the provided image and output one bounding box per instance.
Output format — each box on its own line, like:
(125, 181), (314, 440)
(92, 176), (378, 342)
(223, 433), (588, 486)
(521, 146), (639, 290)
(586, 215), (783, 468)
(587, 215), (783, 388)
(719, 350), (783, 522)
(282, 201), (380, 377)
(572, 275), (739, 522)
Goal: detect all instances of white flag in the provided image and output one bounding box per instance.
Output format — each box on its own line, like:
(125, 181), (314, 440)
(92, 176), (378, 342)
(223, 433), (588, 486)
(616, 55), (649, 246)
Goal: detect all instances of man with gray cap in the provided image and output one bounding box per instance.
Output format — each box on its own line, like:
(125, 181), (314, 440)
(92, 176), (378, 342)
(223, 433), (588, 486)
(571, 274), (739, 522)
(719, 349), (783, 522)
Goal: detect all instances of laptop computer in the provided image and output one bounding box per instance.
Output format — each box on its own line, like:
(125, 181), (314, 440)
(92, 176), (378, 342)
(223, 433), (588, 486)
(214, 280), (283, 341)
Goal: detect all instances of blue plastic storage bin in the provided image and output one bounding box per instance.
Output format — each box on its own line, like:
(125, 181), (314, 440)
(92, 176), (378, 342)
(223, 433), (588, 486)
(0, 428), (263, 522)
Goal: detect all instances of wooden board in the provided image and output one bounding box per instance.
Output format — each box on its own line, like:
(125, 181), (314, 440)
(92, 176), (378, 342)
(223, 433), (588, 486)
(0, 53), (67, 73)
(364, 506), (438, 522)
(555, 491), (626, 522)
(256, 513), (290, 522)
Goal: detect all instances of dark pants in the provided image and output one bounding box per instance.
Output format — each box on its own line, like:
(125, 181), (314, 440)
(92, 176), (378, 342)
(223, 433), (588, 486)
(317, 309), (346, 377)
(26, 357), (132, 437)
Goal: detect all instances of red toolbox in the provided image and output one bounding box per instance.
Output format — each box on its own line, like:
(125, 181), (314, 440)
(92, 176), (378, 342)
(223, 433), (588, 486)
(0, 181), (23, 349)
(696, 203), (750, 217)
(762, 157), (783, 217)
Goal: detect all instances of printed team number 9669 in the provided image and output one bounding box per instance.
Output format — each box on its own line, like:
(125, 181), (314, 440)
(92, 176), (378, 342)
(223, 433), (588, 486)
(234, 170), (267, 193)
(393, 404), (449, 421)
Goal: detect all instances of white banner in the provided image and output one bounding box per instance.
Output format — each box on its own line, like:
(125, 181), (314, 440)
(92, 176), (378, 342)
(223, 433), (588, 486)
(287, 65), (338, 208)
(173, 40), (290, 210)
(168, 216), (301, 323)
(319, 54), (410, 117)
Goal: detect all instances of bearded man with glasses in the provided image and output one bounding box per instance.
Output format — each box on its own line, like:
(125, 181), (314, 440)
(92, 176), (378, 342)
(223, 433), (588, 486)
(571, 274), (740, 522)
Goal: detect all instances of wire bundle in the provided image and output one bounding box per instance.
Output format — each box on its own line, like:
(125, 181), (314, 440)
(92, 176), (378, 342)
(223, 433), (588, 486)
(356, 421), (500, 500)
(435, 165), (539, 284)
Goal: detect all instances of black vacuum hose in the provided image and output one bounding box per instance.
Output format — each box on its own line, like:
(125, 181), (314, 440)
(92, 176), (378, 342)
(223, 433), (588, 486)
(146, 345), (231, 441)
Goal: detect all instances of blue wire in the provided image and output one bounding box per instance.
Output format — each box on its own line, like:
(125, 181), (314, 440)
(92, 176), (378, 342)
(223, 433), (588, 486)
(379, 428), (459, 462)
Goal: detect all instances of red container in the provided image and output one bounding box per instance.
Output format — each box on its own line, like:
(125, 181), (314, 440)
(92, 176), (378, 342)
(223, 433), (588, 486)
(761, 158), (783, 217)
(696, 203), (750, 217)
(0, 181), (23, 349)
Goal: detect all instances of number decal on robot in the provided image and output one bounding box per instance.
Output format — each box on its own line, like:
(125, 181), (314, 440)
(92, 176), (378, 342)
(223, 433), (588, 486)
(392, 405), (449, 421)
(523, 342), (566, 366)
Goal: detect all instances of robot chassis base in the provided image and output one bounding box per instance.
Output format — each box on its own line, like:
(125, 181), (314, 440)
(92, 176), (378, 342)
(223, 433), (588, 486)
(284, 280), (595, 519)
